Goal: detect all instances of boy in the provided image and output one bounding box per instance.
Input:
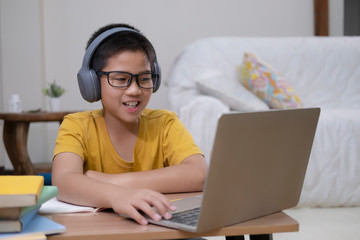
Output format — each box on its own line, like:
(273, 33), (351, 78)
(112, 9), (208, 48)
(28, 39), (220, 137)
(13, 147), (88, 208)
(51, 23), (208, 226)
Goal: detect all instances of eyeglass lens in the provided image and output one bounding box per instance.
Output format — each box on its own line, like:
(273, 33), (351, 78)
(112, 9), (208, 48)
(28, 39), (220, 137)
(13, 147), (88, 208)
(108, 72), (157, 89)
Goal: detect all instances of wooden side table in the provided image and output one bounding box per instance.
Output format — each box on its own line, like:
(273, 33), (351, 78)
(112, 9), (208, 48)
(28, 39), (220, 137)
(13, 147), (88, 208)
(0, 111), (75, 175)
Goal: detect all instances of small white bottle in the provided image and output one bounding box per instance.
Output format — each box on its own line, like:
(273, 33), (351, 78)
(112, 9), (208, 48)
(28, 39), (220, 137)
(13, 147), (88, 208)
(8, 94), (22, 113)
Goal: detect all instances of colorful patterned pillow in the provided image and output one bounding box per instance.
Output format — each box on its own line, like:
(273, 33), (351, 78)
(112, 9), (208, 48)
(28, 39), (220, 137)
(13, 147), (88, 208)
(237, 52), (303, 109)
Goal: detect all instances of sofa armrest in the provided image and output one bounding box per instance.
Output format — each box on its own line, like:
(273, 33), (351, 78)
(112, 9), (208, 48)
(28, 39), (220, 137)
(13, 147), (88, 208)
(178, 95), (230, 163)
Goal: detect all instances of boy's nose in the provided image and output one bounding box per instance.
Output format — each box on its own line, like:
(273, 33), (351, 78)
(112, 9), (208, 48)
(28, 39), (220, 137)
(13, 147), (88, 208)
(125, 78), (141, 95)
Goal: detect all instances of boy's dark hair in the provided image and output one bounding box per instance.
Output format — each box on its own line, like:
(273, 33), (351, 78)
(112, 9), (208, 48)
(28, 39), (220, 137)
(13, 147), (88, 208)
(87, 23), (156, 73)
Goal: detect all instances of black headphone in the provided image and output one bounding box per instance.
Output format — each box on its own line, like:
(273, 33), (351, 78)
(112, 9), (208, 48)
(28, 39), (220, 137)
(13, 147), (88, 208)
(77, 27), (161, 103)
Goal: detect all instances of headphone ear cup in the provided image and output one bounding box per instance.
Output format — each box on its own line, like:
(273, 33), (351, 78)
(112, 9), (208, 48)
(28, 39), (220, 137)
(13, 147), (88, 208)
(152, 60), (161, 93)
(77, 68), (101, 102)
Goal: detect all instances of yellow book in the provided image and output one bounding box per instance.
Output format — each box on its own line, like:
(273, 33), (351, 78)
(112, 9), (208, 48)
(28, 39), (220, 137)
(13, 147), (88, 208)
(0, 176), (44, 207)
(2, 232), (46, 240)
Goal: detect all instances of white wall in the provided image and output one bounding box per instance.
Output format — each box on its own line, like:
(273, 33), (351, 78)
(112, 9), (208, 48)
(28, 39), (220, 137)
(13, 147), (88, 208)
(0, 0), (52, 169)
(41, 0), (315, 112)
(329, 0), (344, 36)
(0, 0), (342, 169)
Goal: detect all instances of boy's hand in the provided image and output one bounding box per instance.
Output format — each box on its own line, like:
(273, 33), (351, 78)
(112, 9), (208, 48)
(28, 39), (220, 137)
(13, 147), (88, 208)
(110, 188), (176, 225)
(54, 154), (178, 226)
(85, 170), (176, 224)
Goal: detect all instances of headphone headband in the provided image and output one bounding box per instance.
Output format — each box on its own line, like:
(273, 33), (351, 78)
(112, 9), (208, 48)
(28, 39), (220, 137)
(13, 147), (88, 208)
(77, 27), (161, 102)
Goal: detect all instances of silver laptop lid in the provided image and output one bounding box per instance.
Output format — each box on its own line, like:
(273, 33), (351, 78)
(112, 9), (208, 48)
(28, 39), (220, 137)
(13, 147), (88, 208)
(197, 108), (320, 232)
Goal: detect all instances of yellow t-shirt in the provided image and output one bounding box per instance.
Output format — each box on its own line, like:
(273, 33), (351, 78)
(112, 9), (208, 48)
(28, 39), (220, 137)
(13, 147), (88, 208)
(54, 108), (203, 173)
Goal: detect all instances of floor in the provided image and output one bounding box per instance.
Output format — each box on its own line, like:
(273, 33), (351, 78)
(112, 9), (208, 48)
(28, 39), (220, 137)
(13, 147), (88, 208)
(205, 207), (360, 240)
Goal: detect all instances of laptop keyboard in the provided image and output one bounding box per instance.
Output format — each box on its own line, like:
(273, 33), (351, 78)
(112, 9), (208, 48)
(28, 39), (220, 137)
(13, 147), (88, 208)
(167, 207), (200, 226)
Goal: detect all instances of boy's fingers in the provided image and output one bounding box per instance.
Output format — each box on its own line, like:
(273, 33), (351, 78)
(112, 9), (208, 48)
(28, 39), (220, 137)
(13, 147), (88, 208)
(165, 200), (177, 211)
(151, 191), (176, 211)
(134, 193), (174, 221)
(126, 207), (149, 225)
(137, 202), (162, 221)
(148, 197), (174, 220)
(115, 189), (177, 225)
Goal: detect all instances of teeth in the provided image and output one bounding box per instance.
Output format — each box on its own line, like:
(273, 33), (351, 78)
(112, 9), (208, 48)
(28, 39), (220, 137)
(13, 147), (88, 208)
(124, 101), (138, 108)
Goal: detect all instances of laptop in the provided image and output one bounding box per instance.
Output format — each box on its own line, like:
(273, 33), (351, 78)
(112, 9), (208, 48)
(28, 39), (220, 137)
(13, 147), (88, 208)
(146, 108), (320, 233)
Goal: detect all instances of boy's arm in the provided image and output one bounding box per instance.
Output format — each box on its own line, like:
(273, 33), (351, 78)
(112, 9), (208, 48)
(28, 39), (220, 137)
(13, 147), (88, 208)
(85, 154), (208, 193)
(52, 152), (176, 225)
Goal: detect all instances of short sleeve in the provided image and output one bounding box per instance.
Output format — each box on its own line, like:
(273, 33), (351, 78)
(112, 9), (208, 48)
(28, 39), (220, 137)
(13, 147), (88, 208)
(53, 115), (87, 161)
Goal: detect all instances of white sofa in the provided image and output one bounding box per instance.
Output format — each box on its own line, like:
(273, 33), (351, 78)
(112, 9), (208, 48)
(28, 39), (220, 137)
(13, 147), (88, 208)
(167, 36), (360, 210)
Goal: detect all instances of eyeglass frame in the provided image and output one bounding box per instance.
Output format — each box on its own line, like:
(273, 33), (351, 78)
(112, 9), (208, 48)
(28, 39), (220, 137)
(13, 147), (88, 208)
(97, 70), (159, 89)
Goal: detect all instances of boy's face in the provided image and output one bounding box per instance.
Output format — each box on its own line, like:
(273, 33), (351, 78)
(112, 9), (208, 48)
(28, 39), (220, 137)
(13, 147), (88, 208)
(100, 50), (152, 125)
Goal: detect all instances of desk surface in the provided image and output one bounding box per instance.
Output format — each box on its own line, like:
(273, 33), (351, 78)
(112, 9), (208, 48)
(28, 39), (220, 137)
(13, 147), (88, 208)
(47, 211), (298, 240)
(46, 193), (299, 240)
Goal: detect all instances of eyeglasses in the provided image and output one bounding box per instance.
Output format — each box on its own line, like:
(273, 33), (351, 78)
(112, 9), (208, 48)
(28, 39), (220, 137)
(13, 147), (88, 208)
(97, 71), (159, 89)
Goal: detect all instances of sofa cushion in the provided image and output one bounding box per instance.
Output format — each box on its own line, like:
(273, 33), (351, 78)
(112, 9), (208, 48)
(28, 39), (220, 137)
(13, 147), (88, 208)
(237, 52), (303, 109)
(298, 109), (360, 207)
(194, 68), (269, 112)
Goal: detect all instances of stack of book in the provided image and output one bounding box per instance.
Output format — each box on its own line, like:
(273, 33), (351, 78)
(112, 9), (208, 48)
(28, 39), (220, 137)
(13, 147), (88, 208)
(0, 175), (65, 239)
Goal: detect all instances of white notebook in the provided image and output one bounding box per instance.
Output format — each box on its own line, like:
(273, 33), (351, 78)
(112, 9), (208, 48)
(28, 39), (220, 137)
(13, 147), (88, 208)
(39, 197), (101, 214)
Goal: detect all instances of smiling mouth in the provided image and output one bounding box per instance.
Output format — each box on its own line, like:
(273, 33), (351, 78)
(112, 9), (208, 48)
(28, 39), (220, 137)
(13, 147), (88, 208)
(123, 101), (140, 109)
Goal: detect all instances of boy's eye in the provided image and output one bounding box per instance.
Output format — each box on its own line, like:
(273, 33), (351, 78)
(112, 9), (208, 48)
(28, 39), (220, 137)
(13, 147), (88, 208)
(107, 72), (132, 87)
(109, 73), (130, 82)
(112, 77), (128, 82)
(138, 74), (152, 82)
(139, 77), (151, 82)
